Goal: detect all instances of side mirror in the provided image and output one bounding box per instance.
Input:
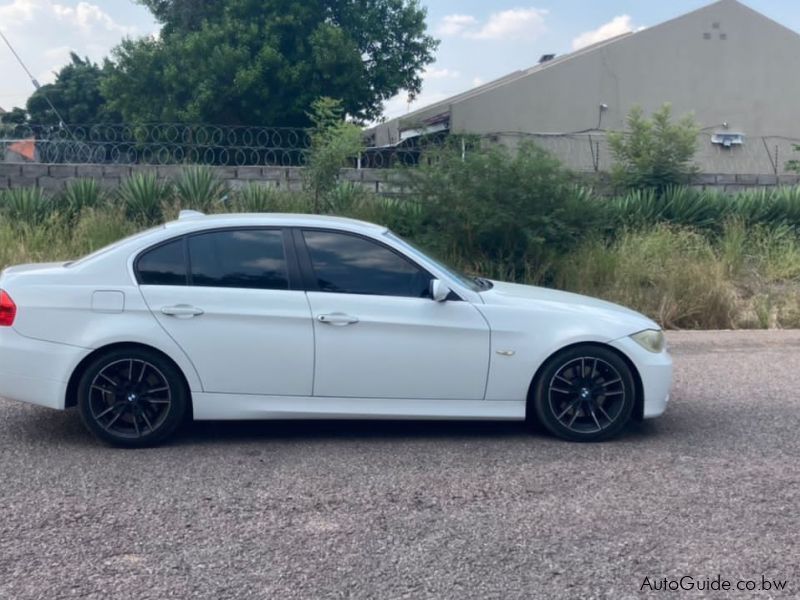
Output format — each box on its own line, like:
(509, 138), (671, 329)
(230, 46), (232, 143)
(430, 279), (451, 302)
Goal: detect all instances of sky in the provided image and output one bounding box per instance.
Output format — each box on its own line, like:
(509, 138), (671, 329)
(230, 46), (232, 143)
(1, 0), (800, 121)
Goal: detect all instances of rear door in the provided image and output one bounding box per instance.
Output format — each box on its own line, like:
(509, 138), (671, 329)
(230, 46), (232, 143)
(137, 228), (314, 396)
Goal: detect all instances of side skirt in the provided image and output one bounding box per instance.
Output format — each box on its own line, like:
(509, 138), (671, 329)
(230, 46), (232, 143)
(192, 393), (526, 421)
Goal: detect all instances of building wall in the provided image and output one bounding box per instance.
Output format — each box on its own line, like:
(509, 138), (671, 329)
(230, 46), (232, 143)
(374, 1), (800, 174)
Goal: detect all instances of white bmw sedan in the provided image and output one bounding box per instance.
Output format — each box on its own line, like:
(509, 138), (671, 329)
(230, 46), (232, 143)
(0, 212), (671, 446)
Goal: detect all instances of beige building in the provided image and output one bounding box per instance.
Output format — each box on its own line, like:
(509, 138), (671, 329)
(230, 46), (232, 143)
(369, 0), (800, 175)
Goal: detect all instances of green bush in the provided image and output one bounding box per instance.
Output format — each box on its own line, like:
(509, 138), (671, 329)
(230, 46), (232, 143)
(304, 97), (364, 211)
(608, 104), (699, 193)
(408, 141), (601, 282)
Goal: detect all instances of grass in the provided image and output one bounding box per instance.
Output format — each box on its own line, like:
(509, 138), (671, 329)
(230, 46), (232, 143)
(2, 168), (800, 330)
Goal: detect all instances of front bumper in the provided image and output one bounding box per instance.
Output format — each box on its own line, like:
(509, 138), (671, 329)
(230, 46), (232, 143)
(610, 335), (673, 419)
(0, 327), (86, 410)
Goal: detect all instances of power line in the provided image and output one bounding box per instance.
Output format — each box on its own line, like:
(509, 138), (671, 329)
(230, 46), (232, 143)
(0, 28), (75, 139)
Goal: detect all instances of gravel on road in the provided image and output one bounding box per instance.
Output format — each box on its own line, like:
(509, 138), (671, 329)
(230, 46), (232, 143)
(1, 331), (799, 600)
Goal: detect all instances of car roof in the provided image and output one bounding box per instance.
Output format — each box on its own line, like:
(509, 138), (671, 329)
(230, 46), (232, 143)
(164, 212), (388, 234)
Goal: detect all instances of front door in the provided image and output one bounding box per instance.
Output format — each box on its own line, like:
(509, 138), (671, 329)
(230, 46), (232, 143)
(298, 229), (490, 400)
(137, 228), (314, 396)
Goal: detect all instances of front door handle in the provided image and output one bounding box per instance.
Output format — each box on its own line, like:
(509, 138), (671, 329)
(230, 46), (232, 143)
(161, 304), (204, 319)
(317, 313), (359, 326)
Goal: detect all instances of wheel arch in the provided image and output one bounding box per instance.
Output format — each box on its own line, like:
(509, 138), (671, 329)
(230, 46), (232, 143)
(65, 342), (194, 419)
(526, 341), (644, 423)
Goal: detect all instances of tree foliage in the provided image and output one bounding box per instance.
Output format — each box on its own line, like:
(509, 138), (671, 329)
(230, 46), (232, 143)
(23, 53), (119, 125)
(608, 104), (700, 193)
(105, 0), (438, 125)
(303, 98), (364, 211)
(409, 141), (602, 281)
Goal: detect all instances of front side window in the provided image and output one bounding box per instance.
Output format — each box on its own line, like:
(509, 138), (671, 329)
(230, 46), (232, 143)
(302, 230), (431, 297)
(188, 229), (288, 290)
(137, 239), (187, 285)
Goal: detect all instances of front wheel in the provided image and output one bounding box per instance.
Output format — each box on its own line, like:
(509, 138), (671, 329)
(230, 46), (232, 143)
(531, 345), (636, 442)
(77, 348), (188, 447)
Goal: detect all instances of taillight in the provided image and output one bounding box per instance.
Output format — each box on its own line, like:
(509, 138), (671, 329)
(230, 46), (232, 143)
(0, 290), (16, 327)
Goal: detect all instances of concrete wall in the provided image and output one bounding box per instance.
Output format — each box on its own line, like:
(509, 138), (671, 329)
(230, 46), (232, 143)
(1, 163), (798, 196)
(0, 164), (410, 196)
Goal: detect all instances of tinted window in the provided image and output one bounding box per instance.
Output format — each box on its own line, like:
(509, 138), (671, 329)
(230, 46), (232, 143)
(189, 229), (288, 290)
(137, 239), (187, 285)
(303, 230), (431, 297)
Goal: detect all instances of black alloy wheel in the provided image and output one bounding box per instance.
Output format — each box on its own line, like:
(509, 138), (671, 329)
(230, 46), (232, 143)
(77, 348), (188, 447)
(532, 345), (635, 442)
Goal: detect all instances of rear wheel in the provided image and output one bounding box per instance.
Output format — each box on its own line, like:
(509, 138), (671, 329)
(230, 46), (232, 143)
(77, 348), (188, 447)
(532, 345), (635, 442)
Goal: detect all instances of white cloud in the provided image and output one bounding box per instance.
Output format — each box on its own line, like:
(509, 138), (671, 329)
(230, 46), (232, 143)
(424, 67), (460, 80)
(437, 8), (547, 41)
(52, 2), (136, 36)
(572, 15), (644, 51)
(468, 8), (547, 40)
(436, 14), (477, 37)
(0, 0), (154, 111)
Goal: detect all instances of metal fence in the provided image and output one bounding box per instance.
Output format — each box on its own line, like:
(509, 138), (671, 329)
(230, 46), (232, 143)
(2, 123), (799, 174)
(0, 123), (312, 166)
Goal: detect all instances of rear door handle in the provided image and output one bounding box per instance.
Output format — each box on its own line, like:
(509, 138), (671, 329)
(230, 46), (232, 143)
(161, 304), (204, 319)
(317, 313), (359, 326)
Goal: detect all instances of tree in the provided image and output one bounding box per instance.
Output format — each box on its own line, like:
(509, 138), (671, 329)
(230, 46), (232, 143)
(105, 0), (438, 125)
(0, 107), (28, 125)
(303, 97), (364, 211)
(608, 104), (699, 193)
(22, 53), (120, 125)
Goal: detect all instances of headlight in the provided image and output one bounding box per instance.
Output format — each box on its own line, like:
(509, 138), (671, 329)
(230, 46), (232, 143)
(630, 329), (666, 353)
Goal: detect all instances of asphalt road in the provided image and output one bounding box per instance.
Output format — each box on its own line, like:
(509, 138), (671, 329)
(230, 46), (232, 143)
(1, 331), (799, 600)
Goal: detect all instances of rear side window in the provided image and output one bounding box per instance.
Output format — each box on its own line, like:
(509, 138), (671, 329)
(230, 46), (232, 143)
(188, 229), (288, 290)
(137, 239), (187, 285)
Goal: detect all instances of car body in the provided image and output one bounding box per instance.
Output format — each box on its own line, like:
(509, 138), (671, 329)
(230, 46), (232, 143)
(0, 212), (671, 445)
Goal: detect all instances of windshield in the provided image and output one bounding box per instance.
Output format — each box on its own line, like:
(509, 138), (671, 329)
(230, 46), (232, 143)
(384, 231), (484, 292)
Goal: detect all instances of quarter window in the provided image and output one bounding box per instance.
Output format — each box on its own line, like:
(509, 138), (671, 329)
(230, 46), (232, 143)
(302, 230), (431, 297)
(188, 229), (289, 290)
(137, 239), (187, 286)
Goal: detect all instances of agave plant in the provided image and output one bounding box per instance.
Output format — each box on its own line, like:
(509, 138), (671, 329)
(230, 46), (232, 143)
(232, 184), (285, 213)
(174, 166), (227, 212)
(0, 187), (53, 226)
(60, 178), (104, 217)
(324, 182), (371, 214)
(117, 173), (172, 225)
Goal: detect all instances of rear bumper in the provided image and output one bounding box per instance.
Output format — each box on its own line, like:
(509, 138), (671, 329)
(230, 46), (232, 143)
(609, 335), (673, 419)
(0, 328), (86, 410)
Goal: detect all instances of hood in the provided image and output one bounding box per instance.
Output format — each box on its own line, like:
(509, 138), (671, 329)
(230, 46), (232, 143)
(482, 280), (659, 332)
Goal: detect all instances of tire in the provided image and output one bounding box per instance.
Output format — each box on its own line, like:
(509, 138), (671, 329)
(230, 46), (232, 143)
(77, 347), (189, 448)
(531, 345), (636, 442)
